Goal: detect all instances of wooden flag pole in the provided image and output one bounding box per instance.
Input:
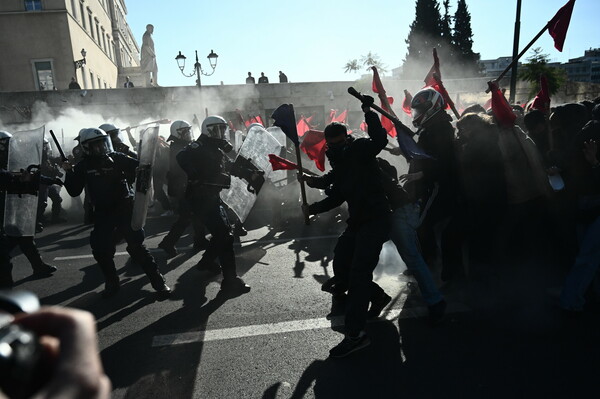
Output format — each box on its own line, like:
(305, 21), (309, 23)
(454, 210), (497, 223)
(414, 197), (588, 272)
(295, 143), (310, 226)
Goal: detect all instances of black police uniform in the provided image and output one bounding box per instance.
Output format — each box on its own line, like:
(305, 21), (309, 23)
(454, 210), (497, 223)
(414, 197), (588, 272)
(307, 110), (391, 338)
(0, 170), (57, 288)
(64, 150), (169, 296)
(158, 138), (207, 256)
(176, 135), (249, 292)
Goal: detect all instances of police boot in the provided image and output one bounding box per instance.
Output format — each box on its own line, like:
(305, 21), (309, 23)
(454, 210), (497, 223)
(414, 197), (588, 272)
(32, 263), (58, 277)
(142, 263), (171, 295)
(157, 239), (177, 258)
(220, 276), (251, 295)
(98, 261), (120, 298)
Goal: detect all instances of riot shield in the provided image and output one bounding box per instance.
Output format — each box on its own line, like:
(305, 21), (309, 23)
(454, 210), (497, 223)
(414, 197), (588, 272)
(131, 125), (159, 231)
(220, 125), (284, 222)
(3, 127), (44, 237)
(266, 126), (288, 186)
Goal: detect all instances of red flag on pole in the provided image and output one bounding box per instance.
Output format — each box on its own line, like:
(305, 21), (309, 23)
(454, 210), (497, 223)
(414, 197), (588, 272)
(530, 75), (551, 113)
(371, 66), (398, 138)
(268, 154), (298, 171)
(487, 81), (516, 128)
(402, 90), (413, 115)
(332, 110), (348, 124)
(423, 48), (441, 86)
(299, 130), (327, 172)
(547, 0), (575, 52)
(296, 117), (312, 138)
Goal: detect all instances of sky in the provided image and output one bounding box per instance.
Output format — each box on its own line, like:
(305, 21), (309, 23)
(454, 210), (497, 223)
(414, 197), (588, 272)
(125, 0), (599, 87)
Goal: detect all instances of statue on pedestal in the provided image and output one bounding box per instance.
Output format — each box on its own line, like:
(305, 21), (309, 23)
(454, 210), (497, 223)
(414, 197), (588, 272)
(141, 24), (158, 87)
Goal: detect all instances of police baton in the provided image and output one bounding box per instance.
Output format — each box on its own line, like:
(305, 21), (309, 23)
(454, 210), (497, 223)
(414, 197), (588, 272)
(49, 130), (67, 162)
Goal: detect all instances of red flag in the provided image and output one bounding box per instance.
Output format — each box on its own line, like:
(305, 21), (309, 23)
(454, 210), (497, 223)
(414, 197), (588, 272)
(328, 109), (336, 124)
(332, 109), (348, 123)
(296, 117), (311, 138)
(547, 0), (575, 52)
(371, 66), (398, 138)
(268, 154), (298, 171)
(530, 75), (551, 113)
(299, 130), (327, 172)
(455, 93), (465, 115)
(423, 48), (441, 86)
(402, 90), (413, 115)
(487, 81), (516, 128)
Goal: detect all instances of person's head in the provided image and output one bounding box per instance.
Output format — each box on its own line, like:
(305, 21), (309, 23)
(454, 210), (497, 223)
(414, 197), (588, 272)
(146, 24), (154, 33)
(460, 104), (486, 117)
(201, 115), (232, 152)
(523, 109), (548, 136)
(456, 113), (496, 142)
(592, 104), (600, 121)
(71, 77), (76, 82)
(169, 120), (193, 142)
(248, 72), (252, 77)
(549, 103), (590, 138)
(324, 122), (348, 148)
(79, 128), (114, 157)
(410, 88), (445, 128)
(98, 123), (123, 145)
(261, 72), (265, 77)
(125, 76), (130, 82)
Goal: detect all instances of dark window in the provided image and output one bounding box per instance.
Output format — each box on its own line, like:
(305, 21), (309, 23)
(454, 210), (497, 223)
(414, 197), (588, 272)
(34, 61), (54, 91)
(24, 0), (42, 11)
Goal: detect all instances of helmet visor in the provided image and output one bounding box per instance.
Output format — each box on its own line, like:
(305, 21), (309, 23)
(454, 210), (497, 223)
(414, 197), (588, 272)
(206, 123), (228, 140)
(177, 127), (193, 142)
(86, 136), (114, 157)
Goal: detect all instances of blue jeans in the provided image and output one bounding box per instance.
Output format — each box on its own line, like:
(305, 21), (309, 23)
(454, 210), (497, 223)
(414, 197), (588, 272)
(560, 215), (600, 311)
(390, 203), (443, 306)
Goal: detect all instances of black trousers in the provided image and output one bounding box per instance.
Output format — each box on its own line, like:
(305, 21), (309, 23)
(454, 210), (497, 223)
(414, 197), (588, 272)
(332, 215), (391, 336)
(189, 195), (236, 280)
(0, 233), (45, 281)
(161, 197), (206, 246)
(91, 201), (160, 282)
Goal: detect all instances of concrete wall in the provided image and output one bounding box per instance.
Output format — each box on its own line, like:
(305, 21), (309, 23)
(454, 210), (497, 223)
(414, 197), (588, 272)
(0, 79), (598, 129)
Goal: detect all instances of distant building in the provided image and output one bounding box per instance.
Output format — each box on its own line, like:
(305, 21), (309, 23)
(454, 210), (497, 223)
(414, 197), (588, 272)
(479, 56), (521, 78)
(0, 0), (140, 91)
(554, 48), (600, 84)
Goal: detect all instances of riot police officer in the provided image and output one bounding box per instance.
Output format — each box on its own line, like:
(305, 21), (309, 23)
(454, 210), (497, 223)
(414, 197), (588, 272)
(0, 131), (57, 288)
(177, 116), (250, 294)
(62, 128), (170, 297)
(157, 120), (208, 257)
(98, 123), (137, 159)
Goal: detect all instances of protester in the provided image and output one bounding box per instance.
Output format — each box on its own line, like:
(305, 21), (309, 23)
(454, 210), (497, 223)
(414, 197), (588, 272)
(245, 72), (255, 84)
(279, 71), (288, 83)
(302, 96), (392, 358)
(123, 76), (134, 88)
(68, 77), (81, 90)
(258, 72), (269, 84)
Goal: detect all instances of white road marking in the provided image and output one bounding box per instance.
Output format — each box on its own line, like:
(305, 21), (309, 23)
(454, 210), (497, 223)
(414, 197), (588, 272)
(52, 235), (340, 261)
(151, 302), (470, 347)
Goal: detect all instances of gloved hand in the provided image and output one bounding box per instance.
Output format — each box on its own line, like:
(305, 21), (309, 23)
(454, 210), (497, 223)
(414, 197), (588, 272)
(361, 95), (375, 109)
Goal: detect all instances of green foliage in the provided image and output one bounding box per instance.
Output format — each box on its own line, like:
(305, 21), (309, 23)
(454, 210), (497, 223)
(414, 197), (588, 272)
(518, 47), (566, 97)
(343, 52), (387, 74)
(452, 0), (481, 76)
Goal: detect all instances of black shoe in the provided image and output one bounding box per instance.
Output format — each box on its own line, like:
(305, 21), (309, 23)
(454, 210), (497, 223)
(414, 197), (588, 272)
(102, 279), (120, 298)
(220, 277), (251, 294)
(428, 299), (447, 325)
(158, 241), (177, 258)
(329, 332), (371, 358)
(193, 238), (210, 251)
(148, 272), (171, 294)
(368, 292), (392, 319)
(35, 223), (44, 233)
(195, 259), (221, 274)
(234, 224), (248, 237)
(32, 264), (57, 276)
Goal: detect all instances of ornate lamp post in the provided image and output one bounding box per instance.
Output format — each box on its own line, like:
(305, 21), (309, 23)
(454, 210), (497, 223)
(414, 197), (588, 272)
(175, 49), (218, 87)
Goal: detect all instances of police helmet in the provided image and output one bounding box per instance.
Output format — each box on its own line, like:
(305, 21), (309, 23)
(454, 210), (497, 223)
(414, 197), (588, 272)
(169, 120), (193, 142)
(0, 131), (12, 140)
(79, 128), (114, 157)
(99, 123), (123, 144)
(201, 115), (228, 140)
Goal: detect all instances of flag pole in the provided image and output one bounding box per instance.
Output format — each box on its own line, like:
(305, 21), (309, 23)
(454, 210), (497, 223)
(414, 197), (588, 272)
(486, 22), (549, 93)
(288, 104), (310, 225)
(432, 73), (461, 120)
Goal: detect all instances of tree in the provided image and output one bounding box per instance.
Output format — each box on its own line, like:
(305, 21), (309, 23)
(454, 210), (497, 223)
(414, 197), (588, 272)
(402, 0), (444, 79)
(440, 0), (453, 42)
(452, 0), (481, 77)
(518, 47), (566, 97)
(343, 52), (387, 74)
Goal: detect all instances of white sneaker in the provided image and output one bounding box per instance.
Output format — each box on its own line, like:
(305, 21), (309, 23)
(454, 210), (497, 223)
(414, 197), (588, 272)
(160, 210), (174, 217)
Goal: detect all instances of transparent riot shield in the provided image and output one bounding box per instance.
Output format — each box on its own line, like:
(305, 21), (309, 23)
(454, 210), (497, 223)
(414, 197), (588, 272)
(131, 126), (159, 231)
(220, 125), (284, 222)
(4, 127), (44, 237)
(266, 126), (288, 187)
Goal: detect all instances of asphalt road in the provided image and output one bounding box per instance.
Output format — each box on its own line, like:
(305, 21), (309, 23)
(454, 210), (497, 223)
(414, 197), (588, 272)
(9, 203), (600, 399)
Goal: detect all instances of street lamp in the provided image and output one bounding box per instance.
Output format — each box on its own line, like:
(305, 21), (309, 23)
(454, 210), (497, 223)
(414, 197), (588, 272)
(175, 49), (218, 87)
(74, 48), (87, 69)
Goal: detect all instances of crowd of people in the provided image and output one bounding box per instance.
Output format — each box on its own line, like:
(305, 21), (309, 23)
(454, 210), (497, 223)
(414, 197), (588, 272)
(0, 85), (598, 395)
